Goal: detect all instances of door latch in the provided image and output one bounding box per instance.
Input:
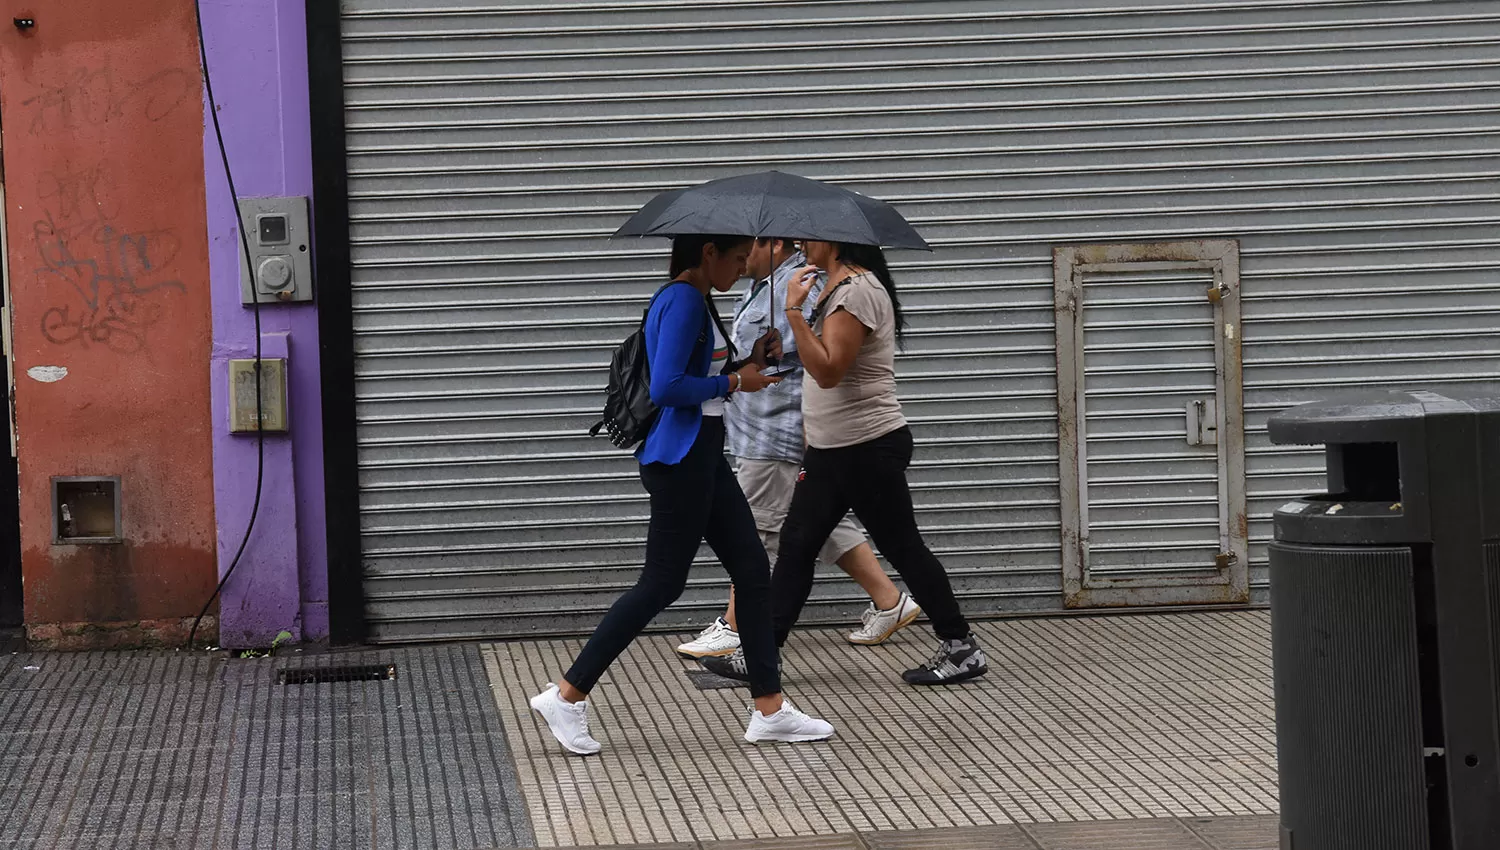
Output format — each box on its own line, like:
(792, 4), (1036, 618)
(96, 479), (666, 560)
(1186, 398), (1219, 446)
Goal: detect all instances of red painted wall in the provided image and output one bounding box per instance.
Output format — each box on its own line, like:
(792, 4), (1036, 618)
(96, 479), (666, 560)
(0, 1), (217, 645)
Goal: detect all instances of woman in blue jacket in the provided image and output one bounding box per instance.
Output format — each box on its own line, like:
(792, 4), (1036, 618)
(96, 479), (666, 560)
(530, 233), (835, 755)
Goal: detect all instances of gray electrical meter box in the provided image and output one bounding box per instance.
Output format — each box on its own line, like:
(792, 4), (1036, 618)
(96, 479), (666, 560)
(238, 197), (313, 304)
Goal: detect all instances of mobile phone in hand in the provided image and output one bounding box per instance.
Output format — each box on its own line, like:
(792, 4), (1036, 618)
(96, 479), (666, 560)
(760, 363), (800, 378)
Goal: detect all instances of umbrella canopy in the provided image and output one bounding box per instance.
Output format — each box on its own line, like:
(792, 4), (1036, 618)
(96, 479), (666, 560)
(612, 171), (931, 251)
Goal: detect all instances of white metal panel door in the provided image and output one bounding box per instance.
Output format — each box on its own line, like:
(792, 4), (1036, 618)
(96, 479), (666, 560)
(1055, 242), (1248, 607)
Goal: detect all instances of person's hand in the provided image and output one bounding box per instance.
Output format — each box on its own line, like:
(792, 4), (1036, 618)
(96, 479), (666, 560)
(785, 265), (819, 312)
(750, 328), (782, 367)
(734, 364), (783, 393)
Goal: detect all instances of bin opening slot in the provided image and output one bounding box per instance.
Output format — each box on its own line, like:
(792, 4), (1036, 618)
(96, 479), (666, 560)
(1327, 442), (1401, 503)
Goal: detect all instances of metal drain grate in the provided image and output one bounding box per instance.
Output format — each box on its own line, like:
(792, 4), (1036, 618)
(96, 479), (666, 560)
(277, 663), (396, 685)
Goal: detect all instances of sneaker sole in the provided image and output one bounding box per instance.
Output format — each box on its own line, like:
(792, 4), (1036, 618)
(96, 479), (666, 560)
(675, 645), (741, 659)
(846, 605), (923, 645)
(903, 664), (988, 686)
(744, 731), (835, 744)
(529, 698), (602, 756)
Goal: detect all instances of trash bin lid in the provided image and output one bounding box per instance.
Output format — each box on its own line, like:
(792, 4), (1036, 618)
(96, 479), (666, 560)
(1268, 389), (1500, 447)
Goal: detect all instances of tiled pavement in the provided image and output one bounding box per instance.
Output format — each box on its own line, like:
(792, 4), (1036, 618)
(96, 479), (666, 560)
(0, 610), (1277, 848)
(488, 610), (1278, 848)
(0, 645), (533, 849)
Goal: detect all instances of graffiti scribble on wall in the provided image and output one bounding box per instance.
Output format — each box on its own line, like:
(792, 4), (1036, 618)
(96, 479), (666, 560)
(33, 165), (185, 355)
(22, 65), (193, 136)
(22, 65), (197, 355)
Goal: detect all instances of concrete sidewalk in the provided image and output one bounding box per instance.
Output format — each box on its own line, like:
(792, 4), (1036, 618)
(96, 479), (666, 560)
(0, 610), (1277, 849)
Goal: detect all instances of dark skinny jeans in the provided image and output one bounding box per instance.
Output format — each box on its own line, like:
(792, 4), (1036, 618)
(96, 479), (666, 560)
(566, 417), (782, 698)
(772, 425), (971, 644)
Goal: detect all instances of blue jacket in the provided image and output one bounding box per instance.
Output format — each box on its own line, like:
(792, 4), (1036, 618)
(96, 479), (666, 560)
(637, 282), (731, 466)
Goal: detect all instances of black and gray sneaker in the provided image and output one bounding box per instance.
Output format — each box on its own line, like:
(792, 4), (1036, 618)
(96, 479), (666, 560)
(902, 635), (988, 685)
(700, 648), (781, 682)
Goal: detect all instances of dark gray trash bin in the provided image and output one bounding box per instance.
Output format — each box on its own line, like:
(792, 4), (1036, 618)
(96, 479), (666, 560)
(1268, 390), (1500, 850)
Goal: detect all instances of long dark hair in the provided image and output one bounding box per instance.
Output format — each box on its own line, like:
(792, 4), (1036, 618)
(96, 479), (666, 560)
(669, 234), (751, 278)
(837, 242), (905, 342)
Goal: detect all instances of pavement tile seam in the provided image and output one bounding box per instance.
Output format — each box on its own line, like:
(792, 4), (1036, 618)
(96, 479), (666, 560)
(1022, 816), (1216, 849)
(1180, 814), (1282, 850)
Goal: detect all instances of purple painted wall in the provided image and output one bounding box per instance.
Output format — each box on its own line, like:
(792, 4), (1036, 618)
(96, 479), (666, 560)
(202, 0), (327, 645)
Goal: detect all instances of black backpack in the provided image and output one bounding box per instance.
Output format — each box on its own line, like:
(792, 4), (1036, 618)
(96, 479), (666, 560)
(589, 284), (718, 449)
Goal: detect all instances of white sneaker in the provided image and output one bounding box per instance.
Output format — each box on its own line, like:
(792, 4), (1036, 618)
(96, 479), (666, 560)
(847, 592), (923, 645)
(676, 616), (741, 658)
(745, 699), (835, 744)
(529, 684), (602, 756)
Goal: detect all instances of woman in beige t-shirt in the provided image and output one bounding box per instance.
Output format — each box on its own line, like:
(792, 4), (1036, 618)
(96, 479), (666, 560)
(771, 240), (989, 686)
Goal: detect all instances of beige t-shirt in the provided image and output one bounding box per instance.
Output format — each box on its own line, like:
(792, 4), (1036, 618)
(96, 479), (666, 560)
(802, 271), (907, 449)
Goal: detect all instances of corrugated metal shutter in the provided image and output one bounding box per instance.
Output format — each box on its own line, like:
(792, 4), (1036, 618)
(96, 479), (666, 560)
(340, 0), (1500, 642)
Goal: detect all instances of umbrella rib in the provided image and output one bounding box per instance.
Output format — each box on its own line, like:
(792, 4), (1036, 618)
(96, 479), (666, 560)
(752, 173), (771, 238)
(850, 198), (881, 248)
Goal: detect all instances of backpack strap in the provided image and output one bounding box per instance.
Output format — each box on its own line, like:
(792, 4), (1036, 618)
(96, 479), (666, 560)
(705, 294), (735, 362)
(642, 281), (714, 362)
(641, 281), (681, 327)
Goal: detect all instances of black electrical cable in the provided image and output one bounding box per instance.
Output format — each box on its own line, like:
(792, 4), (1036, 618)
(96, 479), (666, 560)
(187, 0), (267, 650)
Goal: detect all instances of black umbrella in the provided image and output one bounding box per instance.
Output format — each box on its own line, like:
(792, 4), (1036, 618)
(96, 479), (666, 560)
(612, 171), (931, 251)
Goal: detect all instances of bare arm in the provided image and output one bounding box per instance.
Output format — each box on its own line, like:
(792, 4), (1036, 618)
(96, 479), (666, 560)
(784, 309), (866, 388)
(783, 265), (867, 389)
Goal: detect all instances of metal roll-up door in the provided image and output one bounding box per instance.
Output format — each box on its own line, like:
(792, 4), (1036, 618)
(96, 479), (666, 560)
(340, 0), (1500, 642)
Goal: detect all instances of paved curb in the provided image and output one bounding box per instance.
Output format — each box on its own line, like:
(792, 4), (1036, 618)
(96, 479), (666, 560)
(522, 814), (1279, 849)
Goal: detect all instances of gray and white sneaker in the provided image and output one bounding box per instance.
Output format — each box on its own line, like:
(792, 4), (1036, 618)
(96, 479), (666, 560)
(529, 684), (602, 755)
(847, 592), (923, 645)
(744, 699), (835, 744)
(700, 648), (781, 683)
(676, 616), (741, 658)
(902, 635), (988, 685)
